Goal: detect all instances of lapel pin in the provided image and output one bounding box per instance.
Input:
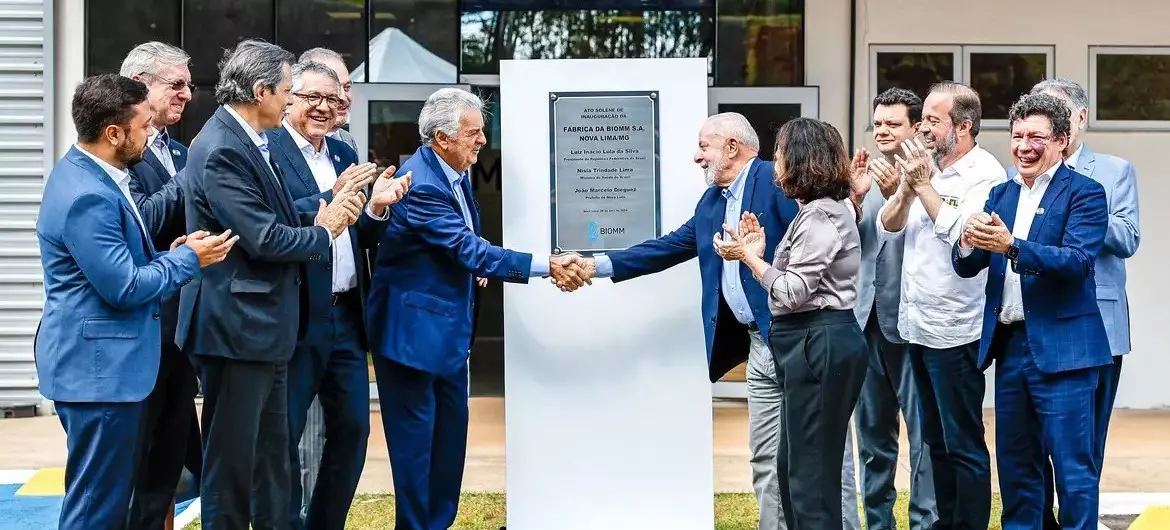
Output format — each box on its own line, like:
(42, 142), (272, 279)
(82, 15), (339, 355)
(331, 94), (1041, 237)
(1036, 207), (1045, 215)
(333, 155), (340, 163)
(171, 149), (181, 156)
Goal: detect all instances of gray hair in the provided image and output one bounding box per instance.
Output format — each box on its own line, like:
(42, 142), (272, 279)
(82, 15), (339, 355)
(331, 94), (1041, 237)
(928, 81), (983, 137)
(1008, 93), (1072, 140)
(704, 112), (760, 151)
(214, 39), (294, 106)
(118, 41), (190, 78)
(299, 47), (344, 64)
(1030, 78), (1089, 112)
(418, 88), (484, 145)
(291, 60), (339, 93)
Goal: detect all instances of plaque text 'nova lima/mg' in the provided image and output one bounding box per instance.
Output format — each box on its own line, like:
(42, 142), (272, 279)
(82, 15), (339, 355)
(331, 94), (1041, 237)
(549, 91), (662, 255)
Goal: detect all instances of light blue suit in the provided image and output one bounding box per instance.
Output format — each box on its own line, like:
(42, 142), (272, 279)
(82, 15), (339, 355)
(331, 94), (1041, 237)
(36, 146), (201, 530)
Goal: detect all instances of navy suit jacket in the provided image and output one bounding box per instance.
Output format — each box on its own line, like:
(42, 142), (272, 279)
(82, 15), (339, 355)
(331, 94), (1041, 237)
(128, 137), (188, 349)
(266, 126), (388, 350)
(604, 158), (800, 382)
(952, 163), (1112, 374)
(36, 147), (201, 402)
(177, 106), (332, 362)
(1007, 146), (1140, 355)
(368, 145), (532, 376)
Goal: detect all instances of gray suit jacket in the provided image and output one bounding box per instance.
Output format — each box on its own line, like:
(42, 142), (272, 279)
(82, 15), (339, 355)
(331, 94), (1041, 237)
(1007, 145), (1140, 355)
(854, 185), (906, 344)
(330, 127), (358, 155)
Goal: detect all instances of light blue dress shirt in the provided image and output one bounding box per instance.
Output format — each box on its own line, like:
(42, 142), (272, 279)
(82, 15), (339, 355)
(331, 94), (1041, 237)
(719, 160), (756, 324)
(593, 157), (757, 327)
(433, 155), (549, 276)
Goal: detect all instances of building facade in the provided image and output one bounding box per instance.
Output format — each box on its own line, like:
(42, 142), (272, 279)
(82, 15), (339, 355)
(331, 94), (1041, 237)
(4, 0), (1167, 412)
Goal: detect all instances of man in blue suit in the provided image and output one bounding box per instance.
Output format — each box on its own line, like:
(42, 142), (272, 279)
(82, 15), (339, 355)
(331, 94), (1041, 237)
(118, 41), (205, 528)
(953, 92), (1111, 530)
(35, 73), (236, 530)
(566, 112), (862, 530)
(268, 60), (408, 530)
(1022, 79), (1143, 530)
(368, 87), (584, 530)
(177, 40), (367, 530)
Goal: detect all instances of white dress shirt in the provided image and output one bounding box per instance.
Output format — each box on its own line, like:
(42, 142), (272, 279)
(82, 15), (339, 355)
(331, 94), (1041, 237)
(76, 144), (149, 242)
(283, 121), (358, 293)
(997, 161), (1059, 323)
(877, 145), (1007, 349)
(147, 127), (177, 176)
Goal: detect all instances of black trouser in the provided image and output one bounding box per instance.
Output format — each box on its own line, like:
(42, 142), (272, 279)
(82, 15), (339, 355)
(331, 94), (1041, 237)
(190, 355), (289, 530)
(768, 308), (868, 530)
(130, 342), (200, 529)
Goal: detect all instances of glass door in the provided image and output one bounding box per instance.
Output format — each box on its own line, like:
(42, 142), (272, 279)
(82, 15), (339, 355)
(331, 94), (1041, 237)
(706, 86), (819, 399)
(348, 83), (471, 170)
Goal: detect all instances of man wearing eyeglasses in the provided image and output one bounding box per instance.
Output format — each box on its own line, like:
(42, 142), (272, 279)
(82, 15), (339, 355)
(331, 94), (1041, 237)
(266, 59), (410, 530)
(118, 41), (204, 530)
(300, 48), (358, 154)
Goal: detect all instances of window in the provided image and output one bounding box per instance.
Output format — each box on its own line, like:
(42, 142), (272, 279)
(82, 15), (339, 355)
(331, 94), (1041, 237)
(367, 0), (459, 83)
(965, 46), (1053, 123)
(869, 45), (1054, 128)
(1090, 46), (1170, 130)
(85, 0), (182, 76)
(276, 0), (366, 68)
(460, 0), (714, 76)
(184, 0), (276, 85)
(715, 0), (804, 86)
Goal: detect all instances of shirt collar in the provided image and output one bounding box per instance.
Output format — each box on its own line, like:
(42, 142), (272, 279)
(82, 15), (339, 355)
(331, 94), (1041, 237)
(223, 104), (268, 151)
(282, 119), (329, 158)
(75, 144), (131, 188)
(938, 144), (984, 179)
(1065, 143), (1085, 169)
(1012, 160), (1060, 189)
(148, 126), (169, 147)
(434, 150), (464, 186)
(721, 157), (756, 200)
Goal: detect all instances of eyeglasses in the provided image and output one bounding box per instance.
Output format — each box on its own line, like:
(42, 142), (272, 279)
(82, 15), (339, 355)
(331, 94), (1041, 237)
(138, 72), (195, 93)
(294, 92), (345, 109)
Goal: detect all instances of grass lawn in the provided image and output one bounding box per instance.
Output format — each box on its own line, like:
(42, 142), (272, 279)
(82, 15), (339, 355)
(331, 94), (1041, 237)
(184, 491), (1004, 529)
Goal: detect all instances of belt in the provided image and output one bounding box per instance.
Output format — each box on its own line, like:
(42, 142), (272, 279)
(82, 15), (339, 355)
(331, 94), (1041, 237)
(331, 290), (358, 306)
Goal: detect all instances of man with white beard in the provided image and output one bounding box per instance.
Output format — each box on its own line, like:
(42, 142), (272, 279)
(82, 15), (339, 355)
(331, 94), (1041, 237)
(563, 112), (863, 530)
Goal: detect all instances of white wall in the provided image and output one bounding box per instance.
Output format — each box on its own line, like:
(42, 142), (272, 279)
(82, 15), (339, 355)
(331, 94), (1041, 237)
(822, 0), (1170, 408)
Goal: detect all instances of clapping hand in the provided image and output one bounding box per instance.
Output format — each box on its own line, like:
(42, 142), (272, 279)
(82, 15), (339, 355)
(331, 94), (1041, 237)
(333, 162), (379, 195)
(315, 178), (365, 237)
(369, 167), (413, 216)
(893, 137), (936, 193)
(868, 157), (900, 199)
(964, 212), (1014, 254)
(713, 212), (766, 261)
(849, 148), (873, 201)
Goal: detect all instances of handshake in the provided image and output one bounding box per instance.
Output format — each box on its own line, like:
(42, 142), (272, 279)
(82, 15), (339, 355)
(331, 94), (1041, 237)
(315, 163), (413, 237)
(546, 253), (596, 292)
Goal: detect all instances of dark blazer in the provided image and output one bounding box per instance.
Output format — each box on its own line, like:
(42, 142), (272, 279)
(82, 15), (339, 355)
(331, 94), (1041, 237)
(266, 126), (388, 350)
(952, 163), (1112, 374)
(176, 106), (332, 362)
(368, 145), (532, 376)
(128, 137), (188, 348)
(605, 158), (800, 382)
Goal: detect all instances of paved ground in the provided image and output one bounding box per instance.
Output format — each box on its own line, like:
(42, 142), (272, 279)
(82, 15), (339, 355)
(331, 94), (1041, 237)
(1, 399), (1168, 528)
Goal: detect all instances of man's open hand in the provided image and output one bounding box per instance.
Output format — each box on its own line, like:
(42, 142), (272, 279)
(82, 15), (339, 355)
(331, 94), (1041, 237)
(369, 168), (412, 216)
(333, 162), (379, 195)
(316, 179), (365, 237)
(184, 229), (240, 267)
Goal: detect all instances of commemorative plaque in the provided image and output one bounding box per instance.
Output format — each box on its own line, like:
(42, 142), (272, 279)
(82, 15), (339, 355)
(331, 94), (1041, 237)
(549, 91), (661, 255)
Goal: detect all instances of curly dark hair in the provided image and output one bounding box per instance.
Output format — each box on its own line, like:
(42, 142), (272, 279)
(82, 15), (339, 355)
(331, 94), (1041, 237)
(1008, 92), (1072, 140)
(773, 118), (852, 204)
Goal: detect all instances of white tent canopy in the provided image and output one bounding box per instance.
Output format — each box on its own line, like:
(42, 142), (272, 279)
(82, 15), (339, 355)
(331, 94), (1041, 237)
(351, 27), (458, 83)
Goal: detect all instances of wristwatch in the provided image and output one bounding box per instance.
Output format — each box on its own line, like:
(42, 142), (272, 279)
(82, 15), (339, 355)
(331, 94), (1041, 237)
(1005, 239), (1020, 261)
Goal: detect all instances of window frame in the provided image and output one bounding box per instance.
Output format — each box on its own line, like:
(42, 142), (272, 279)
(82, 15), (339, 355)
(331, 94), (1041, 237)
(1089, 45), (1170, 131)
(868, 44), (1056, 131)
(962, 44), (1055, 130)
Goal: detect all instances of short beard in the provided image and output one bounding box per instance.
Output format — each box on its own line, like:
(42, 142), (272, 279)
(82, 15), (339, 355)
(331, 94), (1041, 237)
(703, 153), (727, 186)
(931, 128), (958, 165)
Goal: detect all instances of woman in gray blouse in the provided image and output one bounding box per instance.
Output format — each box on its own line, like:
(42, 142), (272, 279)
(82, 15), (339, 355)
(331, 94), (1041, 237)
(715, 118), (869, 530)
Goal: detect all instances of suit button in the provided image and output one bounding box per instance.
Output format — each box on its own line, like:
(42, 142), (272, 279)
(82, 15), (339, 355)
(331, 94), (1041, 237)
(296, 278), (302, 285)
(152, 312), (160, 319)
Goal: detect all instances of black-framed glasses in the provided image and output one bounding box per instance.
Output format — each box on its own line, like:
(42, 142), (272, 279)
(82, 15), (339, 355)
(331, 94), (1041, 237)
(294, 92), (345, 109)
